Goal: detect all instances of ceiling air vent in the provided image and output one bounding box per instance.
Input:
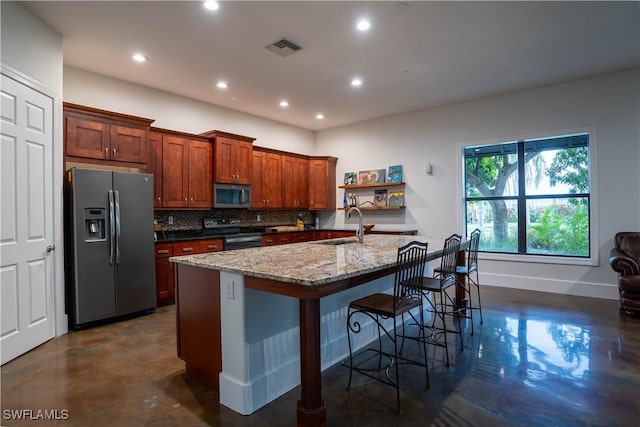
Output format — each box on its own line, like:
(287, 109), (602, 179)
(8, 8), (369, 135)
(265, 38), (303, 58)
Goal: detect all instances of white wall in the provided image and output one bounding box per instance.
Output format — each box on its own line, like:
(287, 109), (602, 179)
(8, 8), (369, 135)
(63, 67), (315, 154)
(1, 1), (62, 92)
(1, 1), (66, 335)
(316, 68), (640, 300)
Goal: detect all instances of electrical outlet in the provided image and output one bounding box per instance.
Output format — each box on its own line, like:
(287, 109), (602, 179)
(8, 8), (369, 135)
(257, 214), (261, 222)
(226, 280), (235, 300)
(168, 215), (174, 225)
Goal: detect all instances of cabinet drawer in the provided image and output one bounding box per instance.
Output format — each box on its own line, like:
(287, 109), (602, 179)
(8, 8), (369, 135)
(199, 239), (223, 253)
(291, 232), (313, 243)
(276, 233), (291, 244)
(174, 242), (199, 254)
(155, 243), (174, 258)
(262, 235), (277, 246)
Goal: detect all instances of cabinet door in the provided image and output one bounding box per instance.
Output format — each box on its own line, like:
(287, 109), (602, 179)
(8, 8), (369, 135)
(281, 155), (296, 208)
(149, 132), (163, 207)
(187, 140), (212, 208)
(263, 152), (281, 208)
(283, 155), (308, 208)
(162, 135), (189, 208)
(214, 136), (235, 183)
(234, 140), (253, 184)
(309, 158), (336, 210)
(214, 137), (253, 184)
(155, 243), (174, 306)
(294, 157), (309, 208)
(251, 151), (280, 208)
(65, 116), (109, 160)
(250, 151), (265, 207)
(110, 125), (148, 163)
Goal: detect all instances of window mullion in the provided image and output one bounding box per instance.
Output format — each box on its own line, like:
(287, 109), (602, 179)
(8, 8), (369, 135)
(517, 141), (527, 254)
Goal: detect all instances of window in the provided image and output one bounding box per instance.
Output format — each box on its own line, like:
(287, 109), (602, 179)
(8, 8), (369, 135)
(464, 133), (590, 257)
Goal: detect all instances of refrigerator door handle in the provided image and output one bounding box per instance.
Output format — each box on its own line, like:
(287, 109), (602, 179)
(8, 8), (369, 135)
(108, 190), (116, 265)
(115, 190), (121, 264)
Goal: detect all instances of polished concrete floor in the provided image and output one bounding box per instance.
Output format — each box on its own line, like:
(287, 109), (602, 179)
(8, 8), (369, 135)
(2, 286), (639, 426)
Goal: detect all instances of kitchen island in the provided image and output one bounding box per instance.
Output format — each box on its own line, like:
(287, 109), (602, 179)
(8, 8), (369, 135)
(171, 234), (455, 426)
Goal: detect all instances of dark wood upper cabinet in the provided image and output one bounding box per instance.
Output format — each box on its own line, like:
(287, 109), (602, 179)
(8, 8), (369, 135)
(64, 103), (153, 168)
(109, 125), (148, 163)
(187, 139), (213, 208)
(200, 130), (255, 184)
(154, 128), (212, 209)
(282, 154), (309, 209)
(251, 149), (282, 208)
(309, 156), (337, 210)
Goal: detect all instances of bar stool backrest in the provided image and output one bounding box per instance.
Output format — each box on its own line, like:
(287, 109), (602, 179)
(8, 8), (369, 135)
(467, 228), (481, 273)
(395, 241), (428, 302)
(436, 234), (462, 288)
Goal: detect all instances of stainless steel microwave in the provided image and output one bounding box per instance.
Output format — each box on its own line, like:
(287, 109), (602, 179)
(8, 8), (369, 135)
(213, 183), (251, 208)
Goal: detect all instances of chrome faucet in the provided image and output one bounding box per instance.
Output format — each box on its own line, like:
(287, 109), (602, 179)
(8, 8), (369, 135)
(347, 207), (364, 243)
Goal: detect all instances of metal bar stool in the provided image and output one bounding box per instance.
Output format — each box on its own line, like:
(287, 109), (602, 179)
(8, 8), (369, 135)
(419, 234), (464, 367)
(344, 241), (430, 414)
(459, 228), (483, 325)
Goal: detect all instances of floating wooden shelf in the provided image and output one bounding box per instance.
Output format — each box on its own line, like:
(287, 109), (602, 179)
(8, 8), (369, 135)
(338, 206), (405, 211)
(339, 182), (405, 189)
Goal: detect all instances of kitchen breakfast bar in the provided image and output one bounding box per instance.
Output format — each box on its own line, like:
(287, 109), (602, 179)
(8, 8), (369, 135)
(170, 234), (465, 426)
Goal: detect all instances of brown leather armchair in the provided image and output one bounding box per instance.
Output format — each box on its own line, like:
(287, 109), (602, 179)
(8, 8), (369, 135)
(610, 232), (640, 317)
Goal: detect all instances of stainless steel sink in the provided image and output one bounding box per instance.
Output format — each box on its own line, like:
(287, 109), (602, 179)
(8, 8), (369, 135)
(314, 238), (359, 246)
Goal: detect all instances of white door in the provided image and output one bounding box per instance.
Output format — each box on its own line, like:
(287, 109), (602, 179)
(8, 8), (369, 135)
(1, 73), (55, 364)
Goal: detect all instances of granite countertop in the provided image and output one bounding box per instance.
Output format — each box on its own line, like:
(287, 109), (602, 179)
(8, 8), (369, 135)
(170, 234), (444, 286)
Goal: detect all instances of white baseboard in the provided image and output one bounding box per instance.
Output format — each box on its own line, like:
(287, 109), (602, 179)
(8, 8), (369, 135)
(219, 357), (300, 415)
(481, 272), (619, 300)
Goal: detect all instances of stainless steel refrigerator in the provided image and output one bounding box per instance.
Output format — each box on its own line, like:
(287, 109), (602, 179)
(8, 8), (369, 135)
(65, 168), (156, 329)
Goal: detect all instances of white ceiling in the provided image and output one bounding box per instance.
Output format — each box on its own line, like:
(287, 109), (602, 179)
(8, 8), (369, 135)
(24, 1), (640, 131)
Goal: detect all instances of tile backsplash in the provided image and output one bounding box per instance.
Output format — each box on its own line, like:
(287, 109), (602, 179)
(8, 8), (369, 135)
(154, 209), (316, 231)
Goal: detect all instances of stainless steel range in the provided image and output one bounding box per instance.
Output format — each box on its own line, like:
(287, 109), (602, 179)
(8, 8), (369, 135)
(202, 218), (263, 250)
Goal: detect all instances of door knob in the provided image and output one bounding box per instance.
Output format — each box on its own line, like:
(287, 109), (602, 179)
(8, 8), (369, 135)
(46, 244), (55, 253)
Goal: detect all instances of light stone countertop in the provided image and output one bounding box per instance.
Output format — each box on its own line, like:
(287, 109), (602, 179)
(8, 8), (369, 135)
(170, 234), (446, 286)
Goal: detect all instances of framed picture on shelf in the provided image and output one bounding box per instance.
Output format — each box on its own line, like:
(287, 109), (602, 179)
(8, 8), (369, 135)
(388, 190), (405, 207)
(374, 189), (388, 207)
(343, 171), (357, 185)
(357, 168), (386, 185)
(387, 165), (403, 182)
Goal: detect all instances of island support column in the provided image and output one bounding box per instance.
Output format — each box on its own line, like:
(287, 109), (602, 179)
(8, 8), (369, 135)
(297, 298), (326, 427)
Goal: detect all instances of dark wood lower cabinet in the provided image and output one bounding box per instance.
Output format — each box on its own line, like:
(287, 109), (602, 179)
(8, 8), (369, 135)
(175, 265), (221, 391)
(155, 243), (175, 306)
(155, 239), (222, 306)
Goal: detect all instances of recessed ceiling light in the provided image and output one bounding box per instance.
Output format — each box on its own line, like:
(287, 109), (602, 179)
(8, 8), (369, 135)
(356, 19), (371, 31)
(132, 53), (147, 62)
(351, 78), (363, 87)
(279, 100), (289, 108)
(316, 113), (325, 120)
(216, 81), (228, 89)
(203, 1), (219, 11)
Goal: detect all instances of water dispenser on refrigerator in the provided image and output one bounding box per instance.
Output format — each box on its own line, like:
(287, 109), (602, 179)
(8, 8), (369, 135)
(84, 208), (105, 242)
